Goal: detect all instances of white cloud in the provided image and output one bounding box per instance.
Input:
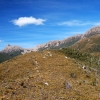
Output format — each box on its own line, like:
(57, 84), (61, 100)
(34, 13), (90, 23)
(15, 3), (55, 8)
(12, 16), (46, 27)
(58, 20), (100, 26)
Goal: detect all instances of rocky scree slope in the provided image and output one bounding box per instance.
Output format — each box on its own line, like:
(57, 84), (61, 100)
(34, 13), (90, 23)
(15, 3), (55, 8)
(0, 50), (100, 100)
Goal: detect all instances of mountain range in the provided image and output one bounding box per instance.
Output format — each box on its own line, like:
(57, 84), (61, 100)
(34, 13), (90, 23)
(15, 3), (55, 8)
(1, 26), (100, 52)
(0, 26), (100, 63)
(32, 26), (100, 51)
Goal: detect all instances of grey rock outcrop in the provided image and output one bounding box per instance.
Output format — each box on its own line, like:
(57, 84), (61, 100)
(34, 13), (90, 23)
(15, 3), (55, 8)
(32, 35), (82, 51)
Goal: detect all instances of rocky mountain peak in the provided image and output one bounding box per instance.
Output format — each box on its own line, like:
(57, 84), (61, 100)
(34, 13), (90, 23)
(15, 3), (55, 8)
(82, 26), (100, 38)
(1, 44), (24, 54)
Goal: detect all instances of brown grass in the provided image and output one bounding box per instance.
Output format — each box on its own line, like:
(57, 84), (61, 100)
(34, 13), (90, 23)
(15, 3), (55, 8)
(72, 34), (100, 55)
(0, 50), (100, 100)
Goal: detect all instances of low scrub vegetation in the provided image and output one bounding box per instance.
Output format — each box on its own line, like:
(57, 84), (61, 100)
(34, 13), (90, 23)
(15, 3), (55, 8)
(61, 47), (100, 68)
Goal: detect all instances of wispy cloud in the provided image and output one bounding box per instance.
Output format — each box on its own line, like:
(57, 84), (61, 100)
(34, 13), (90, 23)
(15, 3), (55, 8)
(12, 16), (46, 27)
(58, 20), (100, 26)
(0, 40), (4, 43)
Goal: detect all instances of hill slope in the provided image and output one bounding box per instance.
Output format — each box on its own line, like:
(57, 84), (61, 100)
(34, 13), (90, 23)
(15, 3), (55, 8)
(72, 34), (100, 55)
(0, 44), (24, 63)
(0, 50), (100, 100)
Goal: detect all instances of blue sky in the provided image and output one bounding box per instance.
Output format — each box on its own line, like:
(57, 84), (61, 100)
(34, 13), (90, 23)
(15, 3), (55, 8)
(0, 0), (100, 50)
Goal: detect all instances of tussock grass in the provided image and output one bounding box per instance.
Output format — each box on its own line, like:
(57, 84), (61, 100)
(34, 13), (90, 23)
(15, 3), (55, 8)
(0, 50), (100, 100)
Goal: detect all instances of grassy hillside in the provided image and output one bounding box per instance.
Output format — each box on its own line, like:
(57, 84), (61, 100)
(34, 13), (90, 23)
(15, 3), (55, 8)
(72, 35), (100, 55)
(0, 50), (100, 100)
